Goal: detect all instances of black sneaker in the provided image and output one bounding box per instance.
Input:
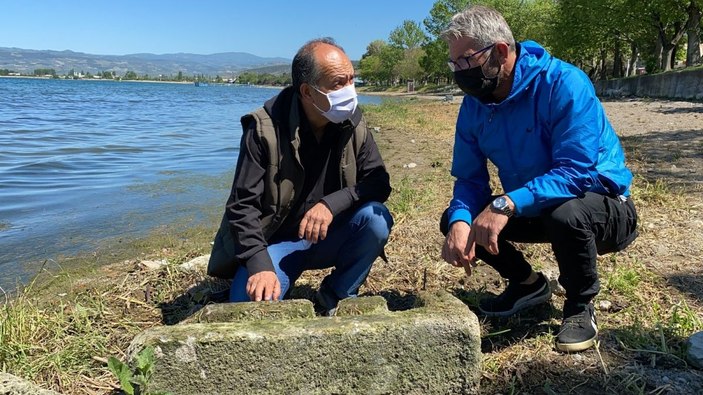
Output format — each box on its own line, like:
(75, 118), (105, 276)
(313, 290), (338, 317)
(478, 272), (552, 317)
(556, 302), (598, 352)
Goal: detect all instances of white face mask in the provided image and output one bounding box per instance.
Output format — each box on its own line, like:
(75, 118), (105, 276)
(311, 84), (358, 124)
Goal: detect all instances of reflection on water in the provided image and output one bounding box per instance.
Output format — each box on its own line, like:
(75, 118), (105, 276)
(0, 77), (383, 286)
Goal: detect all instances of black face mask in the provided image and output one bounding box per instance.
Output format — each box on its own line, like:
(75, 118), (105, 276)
(453, 63), (500, 101)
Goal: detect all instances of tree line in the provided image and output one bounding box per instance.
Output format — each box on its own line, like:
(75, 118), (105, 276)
(358, 0), (702, 86)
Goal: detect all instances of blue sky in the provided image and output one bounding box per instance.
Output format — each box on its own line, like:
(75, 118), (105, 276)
(0, 0), (438, 60)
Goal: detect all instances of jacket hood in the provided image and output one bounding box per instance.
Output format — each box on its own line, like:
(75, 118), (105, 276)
(505, 41), (552, 102)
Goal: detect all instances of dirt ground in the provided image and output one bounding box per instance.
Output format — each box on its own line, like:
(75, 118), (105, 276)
(350, 95), (703, 394)
(10, 96), (702, 395)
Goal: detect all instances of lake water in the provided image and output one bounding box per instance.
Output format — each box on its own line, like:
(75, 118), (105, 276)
(0, 77), (384, 288)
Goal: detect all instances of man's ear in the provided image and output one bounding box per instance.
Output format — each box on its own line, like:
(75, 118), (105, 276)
(299, 83), (313, 102)
(496, 42), (511, 64)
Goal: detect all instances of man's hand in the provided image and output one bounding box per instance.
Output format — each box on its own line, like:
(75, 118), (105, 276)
(441, 221), (475, 276)
(246, 271), (281, 302)
(467, 206), (510, 258)
(299, 202), (333, 243)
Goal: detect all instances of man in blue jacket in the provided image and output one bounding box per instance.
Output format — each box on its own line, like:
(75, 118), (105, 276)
(439, 5), (638, 352)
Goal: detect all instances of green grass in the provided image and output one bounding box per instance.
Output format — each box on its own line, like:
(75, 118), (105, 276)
(603, 262), (643, 299)
(2, 98), (703, 394)
(630, 176), (674, 205)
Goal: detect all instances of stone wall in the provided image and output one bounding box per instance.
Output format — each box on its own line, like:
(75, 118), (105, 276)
(127, 291), (482, 394)
(595, 68), (703, 100)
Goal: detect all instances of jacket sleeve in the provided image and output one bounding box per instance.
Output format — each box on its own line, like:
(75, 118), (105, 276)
(225, 122), (274, 275)
(321, 126), (391, 215)
(506, 70), (601, 215)
(447, 101), (492, 226)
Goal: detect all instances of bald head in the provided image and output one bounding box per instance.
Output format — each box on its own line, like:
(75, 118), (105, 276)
(292, 38), (352, 91)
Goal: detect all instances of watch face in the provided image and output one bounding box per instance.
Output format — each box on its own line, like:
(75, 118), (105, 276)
(493, 196), (507, 209)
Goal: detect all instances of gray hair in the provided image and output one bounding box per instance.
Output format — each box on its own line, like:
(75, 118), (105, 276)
(292, 37), (346, 90)
(440, 5), (515, 50)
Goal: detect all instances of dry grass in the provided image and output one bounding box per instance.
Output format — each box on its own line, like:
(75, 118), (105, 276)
(2, 98), (703, 394)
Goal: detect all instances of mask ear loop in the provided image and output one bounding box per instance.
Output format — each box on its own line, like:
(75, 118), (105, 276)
(310, 85), (332, 114)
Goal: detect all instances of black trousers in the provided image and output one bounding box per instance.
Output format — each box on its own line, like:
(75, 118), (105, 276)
(440, 192), (638, 304)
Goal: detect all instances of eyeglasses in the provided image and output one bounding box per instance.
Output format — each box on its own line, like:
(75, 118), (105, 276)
(447, 44), (495, 72)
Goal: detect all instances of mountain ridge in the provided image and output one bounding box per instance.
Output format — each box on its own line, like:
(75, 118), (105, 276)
(0, 47), (291, 76)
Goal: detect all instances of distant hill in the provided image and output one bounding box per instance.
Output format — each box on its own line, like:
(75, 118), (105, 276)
(0, 47), (291, 77)
(241, 64), (291, 75)
(245, 60), (361, 76)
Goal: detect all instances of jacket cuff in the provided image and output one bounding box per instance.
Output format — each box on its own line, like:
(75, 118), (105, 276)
(321, 189), (353, 216)
(245, 249), (274, 275)
(506, 187), (535, 216)
(448, 208), (472, 226)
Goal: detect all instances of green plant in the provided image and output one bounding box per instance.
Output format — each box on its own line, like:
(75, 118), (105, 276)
(108, 346), (167, 395)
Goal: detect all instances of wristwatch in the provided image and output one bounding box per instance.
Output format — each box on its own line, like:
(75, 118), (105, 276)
(491, 195), (514, 217)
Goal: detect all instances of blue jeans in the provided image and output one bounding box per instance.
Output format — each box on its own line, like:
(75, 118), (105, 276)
(229, 201), (393, 310)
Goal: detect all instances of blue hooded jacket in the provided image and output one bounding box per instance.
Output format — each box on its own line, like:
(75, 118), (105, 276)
(448, 41), (633, 226)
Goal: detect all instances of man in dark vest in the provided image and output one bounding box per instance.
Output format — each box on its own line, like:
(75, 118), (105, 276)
(208, 38), (393, 315)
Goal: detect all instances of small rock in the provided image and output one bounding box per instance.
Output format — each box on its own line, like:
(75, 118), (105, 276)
(407, 162), (417, 169)
(179, 255), (210, 273)
(410, 139), (416, 143)
(140, 259), (169, 271)
(598, 300), (612, 312)
(686, 331), (703, 369)
(542, 270), (566, 296)
(373, 127), (380, 132)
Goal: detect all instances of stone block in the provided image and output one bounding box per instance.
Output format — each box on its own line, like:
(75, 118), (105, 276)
(0, 372), (63, 395)
(336, 295), (389, 316)
(128, 290), (481, 394)
(181, 299), (316, 323)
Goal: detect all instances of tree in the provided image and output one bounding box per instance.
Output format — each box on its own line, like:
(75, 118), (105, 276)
(123, 71), (138, 80)
(420, 39), (453, 84)
(395, 47), (427, 82)
(686, 0), (702, 66)
(365, 40), (387, 56)
(389, 20), (427, 50)
(33, 68), (56, 76)
(359, 40), (403, 85)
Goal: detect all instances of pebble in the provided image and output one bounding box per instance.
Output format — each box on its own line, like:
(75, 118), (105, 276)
(405, 162), (417, 169)
(598, 300), (613, 312)
(373, 127), (380, 132)
(410, 139), (415, 143)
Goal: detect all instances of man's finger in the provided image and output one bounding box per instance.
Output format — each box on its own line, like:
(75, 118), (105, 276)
(263, 281), (274, 301)
(319, 222), (329, 241)
(488, 231), (499, 255)
(246, 277), (258, 299)
(466, 230), (477, 262)
(298, 217), (308, 239)
(310, 222), (320, 243)
(273, 279), (282, 301)
(305, 218), (315, 241)
(462, 261), (472, 276)
(254, 282), (265, 302)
